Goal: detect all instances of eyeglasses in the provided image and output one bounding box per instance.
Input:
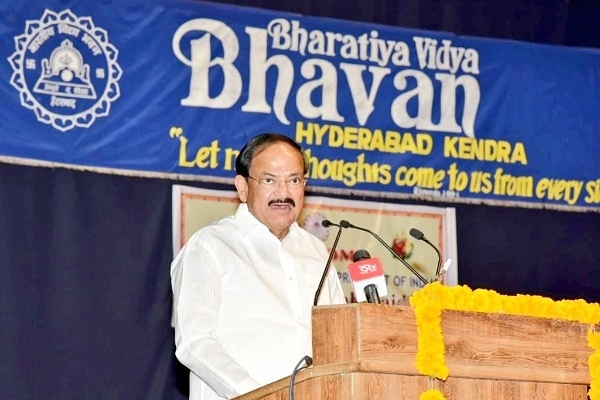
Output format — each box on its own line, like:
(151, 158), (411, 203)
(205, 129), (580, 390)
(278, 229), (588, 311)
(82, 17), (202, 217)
(247, 176), (307, 188)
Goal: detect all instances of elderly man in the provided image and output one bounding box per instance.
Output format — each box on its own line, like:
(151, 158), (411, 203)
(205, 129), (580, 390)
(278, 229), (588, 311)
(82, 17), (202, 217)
(171, 133), (346, 400)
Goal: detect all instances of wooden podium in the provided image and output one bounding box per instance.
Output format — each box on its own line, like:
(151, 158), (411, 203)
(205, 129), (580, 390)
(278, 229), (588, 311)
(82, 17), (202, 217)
(235, 303), (592, 399)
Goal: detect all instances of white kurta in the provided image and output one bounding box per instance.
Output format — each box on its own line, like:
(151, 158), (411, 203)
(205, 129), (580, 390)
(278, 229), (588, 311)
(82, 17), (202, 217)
(171, 203), (346, 400)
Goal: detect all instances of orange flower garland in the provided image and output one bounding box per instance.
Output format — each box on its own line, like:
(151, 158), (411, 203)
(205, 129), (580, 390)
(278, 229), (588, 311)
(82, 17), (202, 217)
(410, 282), (600, 400)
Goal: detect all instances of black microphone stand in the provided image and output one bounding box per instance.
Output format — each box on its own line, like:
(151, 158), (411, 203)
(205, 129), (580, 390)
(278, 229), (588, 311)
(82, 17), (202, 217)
(409, 228), (442, 278)
(313, 220), (343, 306)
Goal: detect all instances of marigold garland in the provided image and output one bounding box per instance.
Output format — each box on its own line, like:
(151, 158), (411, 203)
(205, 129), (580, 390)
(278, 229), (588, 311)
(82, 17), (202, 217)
(418, 389), (445, 400)
(409, 282), (600, 400)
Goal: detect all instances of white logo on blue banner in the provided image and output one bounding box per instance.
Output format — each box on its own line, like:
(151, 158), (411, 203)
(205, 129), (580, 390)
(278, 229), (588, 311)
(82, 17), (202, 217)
(8, 9), (123, 132)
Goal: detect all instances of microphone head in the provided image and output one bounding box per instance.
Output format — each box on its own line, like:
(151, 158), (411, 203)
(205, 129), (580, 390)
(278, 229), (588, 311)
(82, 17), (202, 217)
(340, 220), (352, 229)
(409, 228), (424, 240)
(304, 355), (313, 367)
(352, 249), (371, 262)
(321, 219), (334, 227)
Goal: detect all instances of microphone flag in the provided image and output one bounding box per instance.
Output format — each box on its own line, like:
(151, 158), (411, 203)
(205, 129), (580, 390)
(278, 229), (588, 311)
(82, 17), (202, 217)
(347, 255), (388, 302)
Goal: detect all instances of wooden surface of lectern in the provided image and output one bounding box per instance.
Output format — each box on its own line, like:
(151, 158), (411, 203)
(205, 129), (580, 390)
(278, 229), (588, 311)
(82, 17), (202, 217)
(235, 303), (592, 399)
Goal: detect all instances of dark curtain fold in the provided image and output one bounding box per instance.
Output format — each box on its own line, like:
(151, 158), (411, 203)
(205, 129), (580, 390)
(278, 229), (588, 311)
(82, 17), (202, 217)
(206, 0), (599, 48)
(0, 163), (187, 400)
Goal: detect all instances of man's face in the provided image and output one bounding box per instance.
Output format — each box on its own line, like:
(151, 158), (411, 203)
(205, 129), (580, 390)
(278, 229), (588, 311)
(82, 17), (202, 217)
(234, 141), (306, 239)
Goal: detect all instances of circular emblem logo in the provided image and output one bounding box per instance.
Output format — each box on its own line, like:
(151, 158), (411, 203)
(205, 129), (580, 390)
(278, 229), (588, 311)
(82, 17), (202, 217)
(8, 9), (122, 132)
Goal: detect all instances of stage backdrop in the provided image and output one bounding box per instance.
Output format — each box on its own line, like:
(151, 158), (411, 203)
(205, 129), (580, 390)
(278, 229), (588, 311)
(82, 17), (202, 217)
(172, 185), (458, 303)
(1, 0), (600, 213)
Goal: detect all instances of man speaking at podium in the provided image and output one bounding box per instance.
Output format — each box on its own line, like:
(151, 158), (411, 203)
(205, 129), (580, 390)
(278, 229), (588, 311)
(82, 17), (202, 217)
(171, 133), (346, 400)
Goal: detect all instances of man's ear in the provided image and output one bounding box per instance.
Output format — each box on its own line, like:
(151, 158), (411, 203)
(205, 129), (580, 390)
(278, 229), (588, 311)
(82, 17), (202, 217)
(234, 175), (248, 203)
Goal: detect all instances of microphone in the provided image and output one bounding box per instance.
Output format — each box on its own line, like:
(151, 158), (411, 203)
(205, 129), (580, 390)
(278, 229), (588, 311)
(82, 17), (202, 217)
(288, 355), (312, 400)
(340, 220), (428, 285)
(409, 228), (442, 278)
(313, 219), (343, 306)
(347, 249), (387, 303)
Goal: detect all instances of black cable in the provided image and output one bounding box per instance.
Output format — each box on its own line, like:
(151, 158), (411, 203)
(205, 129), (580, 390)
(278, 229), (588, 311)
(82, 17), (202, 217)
(288, 355), (313, 400)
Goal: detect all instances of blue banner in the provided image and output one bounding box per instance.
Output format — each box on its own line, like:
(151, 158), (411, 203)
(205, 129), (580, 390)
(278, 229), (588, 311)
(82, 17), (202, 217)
(2, 0), (599, 211)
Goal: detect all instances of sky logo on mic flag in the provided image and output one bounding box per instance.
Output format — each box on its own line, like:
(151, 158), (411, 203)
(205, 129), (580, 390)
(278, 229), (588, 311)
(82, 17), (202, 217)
(348, 257), (388, 302)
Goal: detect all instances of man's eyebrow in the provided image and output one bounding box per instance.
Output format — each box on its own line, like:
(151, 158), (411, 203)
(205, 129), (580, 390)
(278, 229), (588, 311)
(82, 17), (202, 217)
(258, 172), (303, 177)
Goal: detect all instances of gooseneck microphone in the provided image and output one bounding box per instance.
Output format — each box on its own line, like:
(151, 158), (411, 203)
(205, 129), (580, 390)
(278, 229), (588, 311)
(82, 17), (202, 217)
(340, 220), (428, 285)
(288, 355), (312, 400)
(409, 228), (442, 278)
(313, 219), (343, 306)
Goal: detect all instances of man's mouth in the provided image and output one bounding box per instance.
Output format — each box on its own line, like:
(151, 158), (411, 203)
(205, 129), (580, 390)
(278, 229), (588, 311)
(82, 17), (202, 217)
(268, 198), (295, 207)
